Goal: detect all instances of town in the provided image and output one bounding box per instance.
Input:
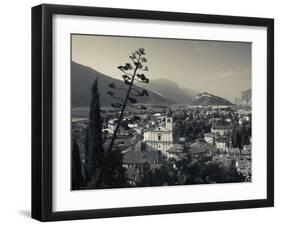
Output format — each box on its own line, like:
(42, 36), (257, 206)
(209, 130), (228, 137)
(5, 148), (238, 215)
(72, 103), (252, 187)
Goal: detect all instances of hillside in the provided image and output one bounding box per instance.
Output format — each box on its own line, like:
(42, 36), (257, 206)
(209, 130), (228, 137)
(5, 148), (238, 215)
(71, 61), (170, 107)
(139, 78), (197, 104)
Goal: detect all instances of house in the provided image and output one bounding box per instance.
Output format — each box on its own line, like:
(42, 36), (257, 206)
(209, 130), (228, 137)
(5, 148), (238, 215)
(123, 149), (161, 185)
(243, 115), (251, 122)
(215, 137), (228, 151)
(238, 118), (244, 125)
(133, 127), (143, 135)
(166, 144), (184, 161)
(189, 138), (217, 158)
(211, 125), (231, 136)
(178, 137), (186, 143)
(236, 158), (251, 178)
(204, 133), (217, 145)
(123, 150), (159, 168)
(122, 136), (142, 153)
(210, 120), (231, 136)
(107, 118), (118, 134)
(152, 113), (162, 117)
(228, 147), (241, 157)
(128, 123), (138, 128)
(209, 117), (222, 124)
(225, 118), (232, 123)
(241, 145), (251, 156)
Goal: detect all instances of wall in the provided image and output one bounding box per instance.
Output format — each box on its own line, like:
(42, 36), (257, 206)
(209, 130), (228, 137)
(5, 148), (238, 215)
(0, 0), (279, 225)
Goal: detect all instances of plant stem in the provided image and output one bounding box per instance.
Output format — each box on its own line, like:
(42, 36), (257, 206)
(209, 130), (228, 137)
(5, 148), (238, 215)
(95, 54), (141, 188)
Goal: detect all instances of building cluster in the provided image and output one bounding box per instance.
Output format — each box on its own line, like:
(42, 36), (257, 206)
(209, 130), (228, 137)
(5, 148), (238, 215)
(72, 104), (252, 185)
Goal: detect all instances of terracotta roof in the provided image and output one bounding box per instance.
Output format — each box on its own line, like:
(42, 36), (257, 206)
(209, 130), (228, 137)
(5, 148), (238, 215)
(190, 139), (217, 154)
(212, 125), (231, 130)
(216, 137), (228, 143)
(123, 150), (159, 165)
(167, 144), (183, 153)
(228, 147), (240, 155)
(204, 133), (217, 138)
(241, 147), (251, 155)
(144, 124), (169, 132)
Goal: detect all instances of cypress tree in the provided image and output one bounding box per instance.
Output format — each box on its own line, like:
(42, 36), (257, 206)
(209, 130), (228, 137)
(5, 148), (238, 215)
(85, 78), (104, 187)
(72, 139), (84, 190)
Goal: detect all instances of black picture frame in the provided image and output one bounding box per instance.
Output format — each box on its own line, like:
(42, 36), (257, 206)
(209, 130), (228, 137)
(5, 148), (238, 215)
(32, 4), (274, 222)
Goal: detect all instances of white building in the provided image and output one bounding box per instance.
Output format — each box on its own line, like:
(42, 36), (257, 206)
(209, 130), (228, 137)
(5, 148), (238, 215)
(215, 138), (228, 151)
(211, 125), (231, 136)
(204, 133), (217, 145)
(143, 109), (173, 156)
(108, 118), (118, 134)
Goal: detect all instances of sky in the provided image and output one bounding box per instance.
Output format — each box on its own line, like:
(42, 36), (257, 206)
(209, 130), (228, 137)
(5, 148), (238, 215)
(71, 34), (251, 102)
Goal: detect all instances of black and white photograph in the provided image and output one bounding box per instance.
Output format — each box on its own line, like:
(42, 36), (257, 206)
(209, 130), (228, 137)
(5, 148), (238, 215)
(29, 3), (274, 222)
(71, 34), (252, 190)
(0, 0), (277, 224)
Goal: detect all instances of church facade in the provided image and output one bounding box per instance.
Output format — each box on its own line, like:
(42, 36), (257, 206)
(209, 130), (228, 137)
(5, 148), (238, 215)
(143, 112), (173, 156)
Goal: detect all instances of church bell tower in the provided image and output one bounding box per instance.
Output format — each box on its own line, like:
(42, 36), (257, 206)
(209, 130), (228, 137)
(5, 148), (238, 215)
(165, 107), (173, 131)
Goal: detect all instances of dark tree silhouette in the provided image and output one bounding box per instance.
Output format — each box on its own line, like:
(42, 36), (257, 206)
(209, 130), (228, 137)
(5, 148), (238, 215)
(84, 79), (105, 188)
(72, 139), (84, 190)
(173, 120), (184, 142)
(102, 147), (128, 188)
(176, 157), (245, 185)
(231, 128), (242, 149)
(136, 163), (178, 187)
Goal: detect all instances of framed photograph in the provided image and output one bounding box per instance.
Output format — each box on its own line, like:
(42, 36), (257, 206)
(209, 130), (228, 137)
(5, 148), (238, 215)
(32, 4), (274, 221)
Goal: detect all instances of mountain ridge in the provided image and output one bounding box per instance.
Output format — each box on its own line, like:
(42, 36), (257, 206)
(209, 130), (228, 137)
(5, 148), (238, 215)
(193, 92), (233, 106)
(71, 61), (234, 108)
(71, 61), (171, 107)
(138, 78), (197, 104)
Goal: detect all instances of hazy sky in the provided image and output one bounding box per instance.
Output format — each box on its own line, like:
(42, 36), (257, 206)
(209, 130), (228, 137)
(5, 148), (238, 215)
(72, 34), (251, 102)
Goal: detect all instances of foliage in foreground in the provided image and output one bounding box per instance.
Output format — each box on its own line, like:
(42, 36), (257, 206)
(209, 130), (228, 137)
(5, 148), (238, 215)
(136, 156), (245, 187)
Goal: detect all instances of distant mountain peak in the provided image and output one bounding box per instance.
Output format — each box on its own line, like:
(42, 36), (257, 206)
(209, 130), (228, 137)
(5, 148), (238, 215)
(196, 92), (213, 98)
(193, 92), (233, 106)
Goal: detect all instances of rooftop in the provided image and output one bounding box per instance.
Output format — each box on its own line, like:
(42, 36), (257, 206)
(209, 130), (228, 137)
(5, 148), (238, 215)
(167, 144), (184, 153)
(189, 138), (217, 154)
(123, 150), (159, 165)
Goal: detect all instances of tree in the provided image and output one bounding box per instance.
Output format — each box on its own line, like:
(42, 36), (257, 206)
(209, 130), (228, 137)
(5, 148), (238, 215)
(84, 79), (105, 188)
(176, 158), (203, 184)
(102, 146), (128, 188)
(232, 128), (242, 148)
(72, 139), (84, 190)
(176, 157), (245, 185)
(173, 120), (184, 142)
(136, 162), (178, 187)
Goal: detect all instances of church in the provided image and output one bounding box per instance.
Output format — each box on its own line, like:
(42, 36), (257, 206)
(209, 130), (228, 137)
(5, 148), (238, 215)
(143, 109), (173, 156)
